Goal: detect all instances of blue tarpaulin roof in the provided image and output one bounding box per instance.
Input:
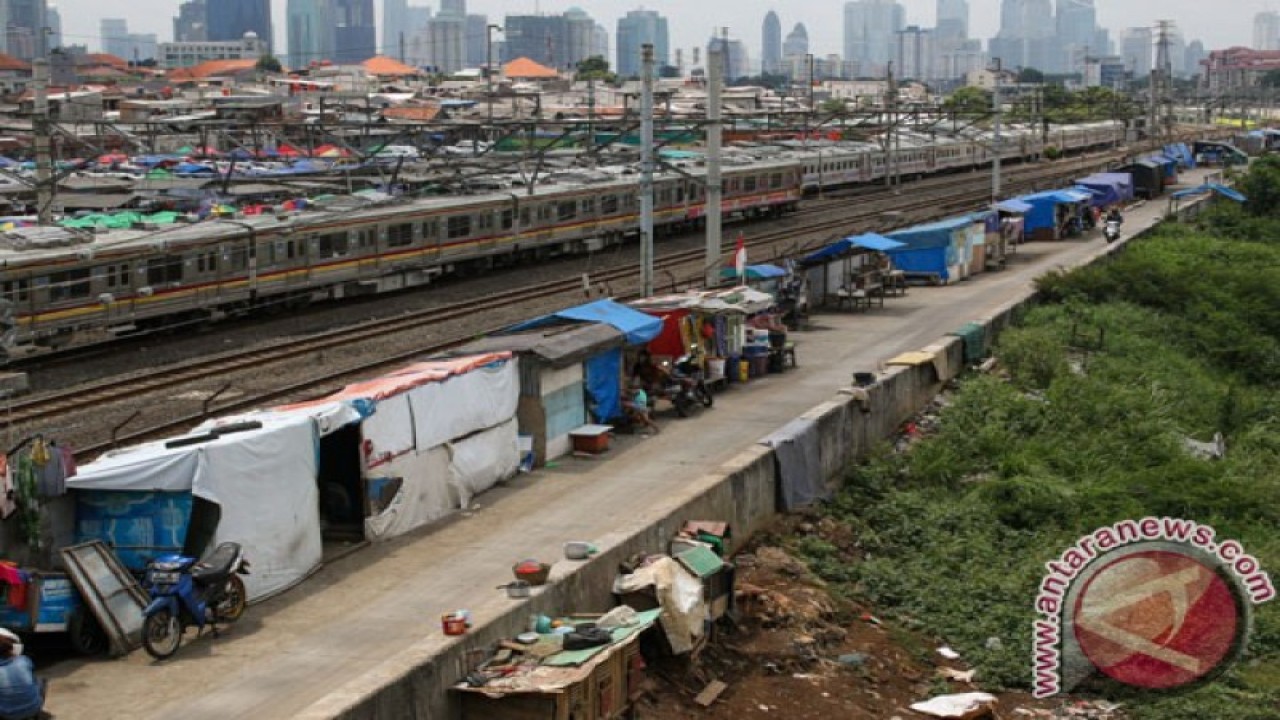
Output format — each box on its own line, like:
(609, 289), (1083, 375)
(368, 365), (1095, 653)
(995, 199), (1033, 213)
(507, 299), (662, 345)
(802, 233), (905, 264)
(1171, 183), (1247, 203)
(1015, 190), (1090, 231)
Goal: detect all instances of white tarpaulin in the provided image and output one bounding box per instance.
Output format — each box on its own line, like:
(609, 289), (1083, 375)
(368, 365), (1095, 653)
(447, 418), (520, 508)
(361, 394), (415, 470)
(409, 360), (518, 451)
(363, 445), (454, 541)
(68, 416), (323, 602)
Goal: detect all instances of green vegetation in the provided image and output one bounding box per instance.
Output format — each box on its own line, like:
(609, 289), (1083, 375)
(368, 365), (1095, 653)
(798, 171), (1280, 717)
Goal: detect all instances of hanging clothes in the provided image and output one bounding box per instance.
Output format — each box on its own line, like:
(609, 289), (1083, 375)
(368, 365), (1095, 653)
(0, 454), (12, 520)
(35, 441), (67, 498)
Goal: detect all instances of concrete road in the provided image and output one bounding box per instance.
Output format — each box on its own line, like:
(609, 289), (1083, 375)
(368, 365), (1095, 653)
(45, 171), (1214, 719)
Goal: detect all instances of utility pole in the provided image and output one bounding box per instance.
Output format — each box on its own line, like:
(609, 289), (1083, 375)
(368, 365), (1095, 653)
(33, 58), (52, 225)
(705, 45), (724, 288)
(886, 60), (899, 191)
(805, 53), (814, 149)
(991, 57), (1002, 206)
(640, 43), (655, 298)
(1154, 20), (1174, 146)
(486, 24), (502, 136)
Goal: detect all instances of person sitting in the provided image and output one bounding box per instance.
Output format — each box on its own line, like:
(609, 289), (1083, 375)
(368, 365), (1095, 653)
(0, 629), (46, 720)
(622, 381), (660, 435)
(750, 311), (789, 349)
(631, 349), (669, 394)
(1106, 206), (1123, 225)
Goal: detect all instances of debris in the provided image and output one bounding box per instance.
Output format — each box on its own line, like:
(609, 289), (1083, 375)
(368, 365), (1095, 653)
(984, 636), (1003, 651)
(908, 692), (997, 719)
(838, 652), (869, 667)
(1182, 432), (1226, 460)
(860, 613), (882, 625)
(694, 679), (728, 707)
(937, 667), (976, 683)
(937, 646), (961, 660)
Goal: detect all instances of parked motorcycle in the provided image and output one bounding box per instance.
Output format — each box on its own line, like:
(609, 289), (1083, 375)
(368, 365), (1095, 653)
(661, 355), (714, 417)
(141, 542), (250, 660)
(1103, 219), (1121, 243)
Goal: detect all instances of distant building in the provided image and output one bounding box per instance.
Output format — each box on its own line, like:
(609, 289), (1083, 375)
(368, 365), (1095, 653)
(1083, 54), (1125, 88)
(936, 0), (967, 41)
(207, 0), (272, 53)
(6, 0), (48, 59)
(1255, 12), (1280, 51)
(1203, 46), (1280, 90)
(762, 11), (781, 75)
(783, 22), (808, 60)
(938, 38), (984, 81)
(707, 35), (749, 80)
(843, 0), (904, 70)
(45, 5), (62, 50)
(160, 32), (264, 69)
(1055, 0), (1097, 74)
(503, 11), (599, 71)
(895, 26), (934, 81)
(173, 0), (207, 43)
(989, 0), (1055, 72)
(287, 0), (333, 68)
(1120, 27), (1152, 78)
(384, 0), (409, 57)
(441, 0), (466, 16)
(101, 18), (129, 59)
(415, 14), (464, 74)
(333, 0), (375, 63)
(465, 14), (489, 68)
(1184, 40), (1206, 79)
(616, 9), (669, 77)
(592, 23), (609, 64)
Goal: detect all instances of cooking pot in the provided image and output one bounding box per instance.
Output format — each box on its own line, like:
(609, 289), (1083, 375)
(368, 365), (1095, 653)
(498, 580), (532, 599)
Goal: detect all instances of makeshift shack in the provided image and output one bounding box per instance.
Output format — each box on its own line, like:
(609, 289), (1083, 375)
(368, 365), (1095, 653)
(630, 288), (772, 381)
(885, 216), (983, 284)
(968, 210), (997, 273)
(1115, 159), (1163, 199)
(800, 232), (905, 308)
(1074, 173), (1134, 208)
(1015, 189), (1092, 241)
(1192, 141), (1249, 168)
(994, 199), (1029, 260)
(1163, 142), (1196, 168)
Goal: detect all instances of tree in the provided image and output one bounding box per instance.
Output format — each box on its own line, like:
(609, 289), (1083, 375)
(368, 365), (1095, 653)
(1017, 67), (1045, 84)
(658, 64), (681, 79)
(943, 86), (992, 114)
(820, 98), (847, 113)
(575, 56), (615, 83)
(1240, 155), (1280, 216)
(256, 54), (283, 73)
(1262, 69), (1280, 89)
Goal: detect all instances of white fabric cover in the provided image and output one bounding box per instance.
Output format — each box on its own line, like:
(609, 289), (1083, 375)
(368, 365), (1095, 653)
(361, 394), (415, 470)
(69, 417), (323, 602)
(447, 418), (519, 508)
(196, 402), (364, 438)
(409, 360), (518, 451)
(363, 445), (454, 542)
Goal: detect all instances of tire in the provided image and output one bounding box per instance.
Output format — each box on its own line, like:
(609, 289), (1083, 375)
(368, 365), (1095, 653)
(696, 384), (714, 408)
(67, 608), (108, 656)
(142, 609), (183, 660)
(674, 394), (691, 418)
(216, 574), (247, 623)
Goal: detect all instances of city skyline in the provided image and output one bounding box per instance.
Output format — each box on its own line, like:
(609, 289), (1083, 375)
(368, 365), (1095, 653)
(37, 0), (1266, 68)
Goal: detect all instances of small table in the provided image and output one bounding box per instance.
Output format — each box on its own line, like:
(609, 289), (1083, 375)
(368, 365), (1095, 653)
(569, 424), (614, 455)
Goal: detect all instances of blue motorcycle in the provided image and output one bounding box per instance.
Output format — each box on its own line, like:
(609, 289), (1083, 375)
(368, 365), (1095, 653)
(141, 542), (250, 660)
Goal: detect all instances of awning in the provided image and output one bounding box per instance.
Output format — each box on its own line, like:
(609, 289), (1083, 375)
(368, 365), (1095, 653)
(508, 299), (662, 345)
(1171, 183), (1247, 203)
(802, 232), (904, 264)
(995, 199), (1032, 214)
(721, 263), (788, 280)
(1053, 189), (1093, 203)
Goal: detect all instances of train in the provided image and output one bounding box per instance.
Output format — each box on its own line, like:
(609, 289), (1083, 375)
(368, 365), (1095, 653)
(0, 121), (1129, 357)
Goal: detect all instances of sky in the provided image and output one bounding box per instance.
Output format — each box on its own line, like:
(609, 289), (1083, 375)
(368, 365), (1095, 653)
(57, 0), (1264, 63)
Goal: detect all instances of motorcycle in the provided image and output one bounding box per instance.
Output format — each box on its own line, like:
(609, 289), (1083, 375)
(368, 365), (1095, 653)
(652, 355), (714, 418)
(1103, 219), (1121, 243)
(141, 542), (250, 660)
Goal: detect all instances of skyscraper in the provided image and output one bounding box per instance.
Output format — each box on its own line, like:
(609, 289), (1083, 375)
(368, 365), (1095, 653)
(288, 0), (333, 67)
(45, 4), (61, 50)
(783, 23), (808, 59)
(707, 34), (749, 80)
(762, 11), (781, 76)
(936, 0), (968, 42)
(384, 0), (409, 57)
(417, 13), (464, 72)
(207, 0), (272, 52)
(441, 0), (466, 17)
(616, 9), (669, 77)
(896, 26), (934, 81)
(843, 0), (905, 70)
(174, 0), (207, 43)
(1055, 0), (1097, 74)
(503, 10), (598, 70)
(989, 0), (1054, 72)
(1121, 27), (1153, 78)
(7, 0), (48, 59)
(1254, 12), (1280, 51)
(593, 23), (609, 62)
(465, 14), (488, 68)
(333, 0), (375, 62)
(101, 18), (128, 58)
(1184, 39), (1206, 79)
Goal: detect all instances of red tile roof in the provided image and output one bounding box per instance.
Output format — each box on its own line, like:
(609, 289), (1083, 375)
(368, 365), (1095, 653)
(503, 57), (559, 79)
(169, 59), (258, 82)
(363, 56), (421, 77)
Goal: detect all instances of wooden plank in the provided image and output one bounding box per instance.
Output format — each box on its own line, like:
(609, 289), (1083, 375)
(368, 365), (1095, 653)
(694, 680), (728, 707)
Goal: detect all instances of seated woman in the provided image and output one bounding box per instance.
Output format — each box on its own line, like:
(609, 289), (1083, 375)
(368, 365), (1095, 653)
(622, 381), (660, 435)
(0, 629), (46, 720)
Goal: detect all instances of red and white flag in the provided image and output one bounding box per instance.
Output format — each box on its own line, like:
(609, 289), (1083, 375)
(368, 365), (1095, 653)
(733, 233), (747, 280)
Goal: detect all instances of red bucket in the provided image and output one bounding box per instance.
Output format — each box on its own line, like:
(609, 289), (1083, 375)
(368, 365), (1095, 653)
(441, 613), (467, 636)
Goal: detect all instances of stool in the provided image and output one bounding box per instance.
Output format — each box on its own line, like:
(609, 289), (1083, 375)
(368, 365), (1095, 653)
(781, 341), (797, 368)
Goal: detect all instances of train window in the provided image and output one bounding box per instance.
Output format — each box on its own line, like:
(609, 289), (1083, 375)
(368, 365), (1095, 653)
(422, 221), (437, 239)
(146, 256), (183, 286)
(229, 247), (249, 270)
(770, 173), (783, 189)
(2, 279), (28, 302)
(501, 209), (514, 230)
(318, 232), (349, 258)
(601, 195), (618, 214)
(386, 223), (414, 247)
(582, 197), (595, 214)
(743, 176), (757, 192)
(356, 228), (378, 247)
(537, 205), (553, 222)
(48, 269), (91, 302)
(557, 201), (576, 222)
(478, 213), (493, 231)
(675, 186), (685, 203)
(447, 215), (471, 239)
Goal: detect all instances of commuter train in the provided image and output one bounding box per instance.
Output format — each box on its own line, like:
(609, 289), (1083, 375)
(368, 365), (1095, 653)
(0, 121), (1128, 356)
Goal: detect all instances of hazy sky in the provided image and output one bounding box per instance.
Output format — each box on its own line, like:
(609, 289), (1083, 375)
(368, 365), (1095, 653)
(58, 0), (1262, 61)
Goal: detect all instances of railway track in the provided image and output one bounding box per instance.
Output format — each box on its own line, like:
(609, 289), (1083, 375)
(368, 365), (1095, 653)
(8, 138), (1192, 456)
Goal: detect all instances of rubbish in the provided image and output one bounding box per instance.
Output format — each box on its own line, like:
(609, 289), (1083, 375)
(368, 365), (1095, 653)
(564, 541), (597, 560)
(837, 652), (869, 667)
(498, 581), (531, 599)
(515, 632), (538, 644)
(984, 636), (1003, 651)
(441, 612), (467, 636)
(937, 646), (961, 660)
(1182, 432), (1226, 460)
(694, 679), (728, 707)
(937, 667), (976, 683)
(597, 605), (639, 630)
(860, 613), (882, 625)
(908, 692), (997, 719)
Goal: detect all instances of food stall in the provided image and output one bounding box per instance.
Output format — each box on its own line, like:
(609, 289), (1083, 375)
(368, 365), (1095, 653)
(801, 233), (906, 308)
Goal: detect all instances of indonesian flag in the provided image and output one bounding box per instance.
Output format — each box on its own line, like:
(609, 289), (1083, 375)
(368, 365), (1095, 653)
(733, 233), (747, 279)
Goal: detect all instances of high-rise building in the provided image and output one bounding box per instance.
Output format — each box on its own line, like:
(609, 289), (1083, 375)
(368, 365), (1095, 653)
(503, 11), (598, 71)
(333, 0), (375, 62)
(441, 0), (466, 17)
(896, 26), (934, 80)
(1185, 39), (1206, 79)
(1254, 12), (1280, 51)
(406, 5), (432, 32)
(616, 9), (669, 77)
(174, 0), (207, 43)
(843, 0), (905, 71)
(208, 0), (272, 52)
(707, 34), (749, 80)
(592, 23), (609, 63)
(783, 23), (808, 59)
(936, 0), (968, 41)
(6, 0), (47, 59)
(989, 0), (1054, 72)
(1055, 0), (1096, 74)
(101, 18), (128, 58)
(288, 0), (333, 67)
(384, 0), (408, 57)
(45, 4), (61, 50)
(762, 11), (781, 75)
(564, 8), (595, 69)
(465, 14), (488, 68)
(418, 13), (463, 73)
(1120, 27), (1153, 79)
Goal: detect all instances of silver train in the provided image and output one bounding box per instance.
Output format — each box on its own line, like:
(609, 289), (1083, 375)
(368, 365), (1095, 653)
(0, 121), (1128, 355)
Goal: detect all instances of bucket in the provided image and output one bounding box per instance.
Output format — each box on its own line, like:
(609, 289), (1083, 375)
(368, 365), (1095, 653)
(707, 357), (726, 380)
(738, 360), (751, 383)
(442, 613), (467, 635)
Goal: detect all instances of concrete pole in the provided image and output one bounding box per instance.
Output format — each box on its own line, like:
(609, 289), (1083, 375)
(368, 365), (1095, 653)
(640, 43), (655, 298)
(704, 46), (724, 288)
(992, 58), (1002, 205)
(33, 59), (52, 225)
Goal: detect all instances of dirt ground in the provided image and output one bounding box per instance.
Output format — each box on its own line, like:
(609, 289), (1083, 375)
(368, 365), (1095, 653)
(636, 517), (1122, 720)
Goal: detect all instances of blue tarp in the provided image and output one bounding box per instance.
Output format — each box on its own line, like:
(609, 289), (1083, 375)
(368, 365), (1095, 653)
(508, 299), (662, 345)
(721, 263), (788, 280)
(885, 216), (975, 281)
(585, 348), (623, 423)
(1074, 176), (1122, 207)
(1171, 183), (1247, 203)
(802, 232), (905, 264)
(1016, 190), (1091, 231)
(1164, 143), (1196, 168)
(995, 199), (1033, 214)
